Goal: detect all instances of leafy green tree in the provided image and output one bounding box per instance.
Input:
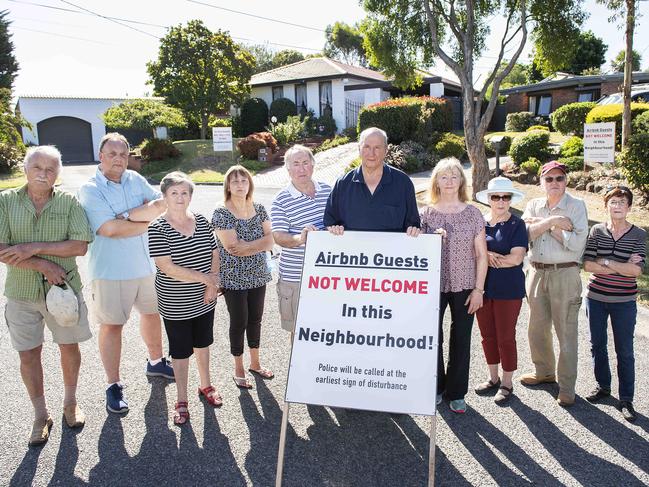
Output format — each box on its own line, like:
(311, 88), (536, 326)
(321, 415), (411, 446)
(362, 0), (585, 194)
(324, 21), (369, 66)
(610, 49), (641, 72)
(485, 61), (528, 100)
(271, 49), (305, 68)
(0, 10), (18, 90)
(248, 44), (275, 74)
(147, 20), (255, 139)
(102, 99), (186, 139)
(532, 30), (607, 76)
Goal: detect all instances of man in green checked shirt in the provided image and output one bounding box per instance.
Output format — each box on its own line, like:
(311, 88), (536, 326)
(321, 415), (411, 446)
(0, 146), (93, 447)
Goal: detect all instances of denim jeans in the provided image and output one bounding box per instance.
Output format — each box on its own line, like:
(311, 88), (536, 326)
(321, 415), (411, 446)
(586, 298), (637, 402)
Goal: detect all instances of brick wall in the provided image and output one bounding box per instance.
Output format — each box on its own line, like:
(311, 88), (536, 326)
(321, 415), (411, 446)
(506, 93), (528, 113)
(601, 80), (623, 96)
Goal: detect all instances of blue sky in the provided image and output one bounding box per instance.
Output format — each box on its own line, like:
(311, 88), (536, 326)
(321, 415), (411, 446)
(4, 0), (648, 97)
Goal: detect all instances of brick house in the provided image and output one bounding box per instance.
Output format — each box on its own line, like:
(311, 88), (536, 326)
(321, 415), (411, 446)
(500, 71), (649, 117)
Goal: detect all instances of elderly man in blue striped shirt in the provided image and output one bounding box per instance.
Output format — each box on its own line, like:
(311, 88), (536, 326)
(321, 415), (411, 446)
(271, 145), (332, 333)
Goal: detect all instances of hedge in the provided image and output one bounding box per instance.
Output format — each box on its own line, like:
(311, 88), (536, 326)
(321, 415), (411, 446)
(557, 155), (584, 172)
(505, 111), (534, 132)
(357, 96), (452, 144)
(139, 139), (180, 161)
(508, 130), (550, 166)
(550, 102), (597, 136)
(435, 133), (466, 160)
(240, 97), (269, 136)
(585, 103), (649, 146)
(269, 97), (297, 124)
(620, 133), (649, 194)
(560, 136), (583, 158)
(632, 110), (649, 134)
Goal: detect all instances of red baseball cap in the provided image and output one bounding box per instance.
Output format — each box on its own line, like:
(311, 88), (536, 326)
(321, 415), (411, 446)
(540, 161), (567, 177)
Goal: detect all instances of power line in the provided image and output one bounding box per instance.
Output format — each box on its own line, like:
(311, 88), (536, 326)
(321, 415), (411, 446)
(58, 0), (161, 39)
(186, 0), (325, 33)
(12, 26), (114, 45)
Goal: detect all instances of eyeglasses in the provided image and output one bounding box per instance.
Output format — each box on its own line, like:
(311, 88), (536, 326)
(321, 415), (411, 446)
(543, 175), (566, 183)
(607, 199), (628, 207)
(489, 194), (512, 202)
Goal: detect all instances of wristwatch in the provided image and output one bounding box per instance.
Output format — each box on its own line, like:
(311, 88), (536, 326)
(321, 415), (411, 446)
(603, 259), (610, 267)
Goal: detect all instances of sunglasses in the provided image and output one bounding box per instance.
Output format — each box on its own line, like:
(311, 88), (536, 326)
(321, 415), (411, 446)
(543, 175), (566, 183)
(489, 194), (512, 202)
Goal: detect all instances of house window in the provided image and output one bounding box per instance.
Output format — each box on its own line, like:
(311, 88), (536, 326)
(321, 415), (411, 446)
(537, 95), (552, 116)
(577, 90), (600, 102)
(528, 96), (537, 114)
(272, 86), (284, 101)
(319, 81), (332, 117)
(295, 83), (307, 116)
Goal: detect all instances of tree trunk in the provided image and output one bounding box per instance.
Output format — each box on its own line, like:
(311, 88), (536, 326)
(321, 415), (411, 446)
(622, 0), (635, 149)
(200, 112), (209, 140)
(462, 90), (490, 197)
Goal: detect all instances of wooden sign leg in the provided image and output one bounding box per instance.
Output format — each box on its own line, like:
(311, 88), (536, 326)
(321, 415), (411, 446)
(428, 415), (437, 487)
(275, 401), (291, 487)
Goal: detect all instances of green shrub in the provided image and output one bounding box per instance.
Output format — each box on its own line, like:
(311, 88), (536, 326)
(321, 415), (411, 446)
(508, 130), (550, 165)
(208, 117), (232, 128)
(345, 156), (361, 173)
(520, 157), (541, 175)
(434, 133), (466, 160)
(240, 98), (269, 136)
(358, 96), (452, 144)
(586, 103), (649, 146)
(236, 134), (267, 159)
(550, 101), (597, 136)
(231, 114), (243, 137)
(558, 155), (584, 172)
(505, 111), (534, 132)
(560, 136), (583, 157)
(314, 135), (351, 154)
(385, 143), (423, 173)
(303, 108), (318, 136)
(341, 126), (357, 140)
(269, 115), (306, 146)
(315, 114), (337, 137)
(269, 97), (297, 123)
(0, 142), (24, 173)
(484, 135), (512, 157)
(620, 133), (649, 194)
(632, 110), (649, 134)
(400, 140), (435, 169)
(139, 138), (180, 161)
(240, 159), (268, 172)
(527, 125), (549, 132)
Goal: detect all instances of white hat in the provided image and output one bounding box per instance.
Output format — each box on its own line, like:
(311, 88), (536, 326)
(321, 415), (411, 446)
(46, 281), (79, 327)
(475, 176), (525, 205)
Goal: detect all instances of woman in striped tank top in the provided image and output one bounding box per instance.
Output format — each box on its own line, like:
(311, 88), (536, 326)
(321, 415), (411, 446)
(582, 186), (646, 423)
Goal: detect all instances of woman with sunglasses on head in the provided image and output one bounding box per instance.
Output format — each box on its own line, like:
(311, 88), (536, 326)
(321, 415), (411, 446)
(474, 177), (528, 404)
(582, 186), (646, 422)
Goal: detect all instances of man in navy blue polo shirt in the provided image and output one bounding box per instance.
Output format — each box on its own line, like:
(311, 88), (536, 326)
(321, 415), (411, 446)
(324, 127), (420, 235)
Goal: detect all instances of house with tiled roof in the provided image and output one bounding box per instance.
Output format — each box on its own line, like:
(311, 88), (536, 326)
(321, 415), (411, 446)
(250, 57), (463, 133)
(17, 95), (164, 163)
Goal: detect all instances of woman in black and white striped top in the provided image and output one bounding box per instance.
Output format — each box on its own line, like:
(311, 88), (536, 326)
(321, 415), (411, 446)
(582, 186), (646, 423)
(148, 172), (222, 425)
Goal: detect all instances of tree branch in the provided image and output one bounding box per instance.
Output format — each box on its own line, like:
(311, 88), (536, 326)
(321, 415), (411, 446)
(423, 0), (465, 83)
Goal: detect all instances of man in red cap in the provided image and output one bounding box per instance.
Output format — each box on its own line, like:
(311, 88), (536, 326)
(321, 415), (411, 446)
(520, 161), (588, 406)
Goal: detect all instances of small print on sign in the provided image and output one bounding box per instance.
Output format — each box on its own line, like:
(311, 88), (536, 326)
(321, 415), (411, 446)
(212, 127), (233, 152)
(285, 231), (441, 416)
(583, 122), (615, 164)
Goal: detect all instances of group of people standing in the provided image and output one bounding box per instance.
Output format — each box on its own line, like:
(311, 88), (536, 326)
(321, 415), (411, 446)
(1, 126), (644, 447)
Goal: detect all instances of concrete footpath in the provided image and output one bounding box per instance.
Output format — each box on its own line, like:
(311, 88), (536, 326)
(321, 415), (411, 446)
(0, 159), (647, 486)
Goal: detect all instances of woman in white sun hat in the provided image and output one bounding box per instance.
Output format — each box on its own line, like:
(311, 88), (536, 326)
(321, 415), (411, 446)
(474, 177), (528, 404)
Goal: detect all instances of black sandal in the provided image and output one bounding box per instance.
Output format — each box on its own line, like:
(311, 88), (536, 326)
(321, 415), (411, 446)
(494, 385), (513, 404)
(475, 378), (501, 395)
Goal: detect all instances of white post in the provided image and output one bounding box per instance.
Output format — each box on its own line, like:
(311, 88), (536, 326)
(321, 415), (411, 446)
(428, 416), (437, 487)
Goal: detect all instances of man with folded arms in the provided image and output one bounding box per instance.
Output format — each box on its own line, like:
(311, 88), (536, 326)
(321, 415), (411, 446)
(0, 146), (93, 446)
(520, 161), (588, 406)
(79, 133), (172, 415)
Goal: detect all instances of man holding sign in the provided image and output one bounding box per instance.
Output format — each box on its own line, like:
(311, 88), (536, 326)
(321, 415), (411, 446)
(324, 127), (420, 236)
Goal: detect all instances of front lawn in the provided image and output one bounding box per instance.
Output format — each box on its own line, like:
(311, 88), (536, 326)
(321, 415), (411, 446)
(0, 168), (25, 190)
(140, 139), (269, 184)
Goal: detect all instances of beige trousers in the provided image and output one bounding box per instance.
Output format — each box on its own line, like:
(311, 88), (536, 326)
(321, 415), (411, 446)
(526, 266), (582, 398)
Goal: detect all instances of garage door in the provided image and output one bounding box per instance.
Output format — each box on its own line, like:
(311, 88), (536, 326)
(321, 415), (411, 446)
(37, 116), (94, 163)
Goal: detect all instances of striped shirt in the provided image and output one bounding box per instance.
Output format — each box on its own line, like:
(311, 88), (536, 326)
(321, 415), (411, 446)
(271, 181), (332, 282)
(0, 185), (93, 301)
(583, 223), (646, 302)
(148, 213), (217, 320)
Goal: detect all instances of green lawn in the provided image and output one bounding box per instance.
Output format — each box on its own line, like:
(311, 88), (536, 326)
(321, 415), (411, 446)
(0, 168), (25, 190)
(140, 139), (269, 183)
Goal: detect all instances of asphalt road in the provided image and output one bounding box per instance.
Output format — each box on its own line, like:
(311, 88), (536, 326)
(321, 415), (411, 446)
(1, 164), (648, 486)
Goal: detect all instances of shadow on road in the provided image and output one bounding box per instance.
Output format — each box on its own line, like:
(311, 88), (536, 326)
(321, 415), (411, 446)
(10, 442), (46, 487)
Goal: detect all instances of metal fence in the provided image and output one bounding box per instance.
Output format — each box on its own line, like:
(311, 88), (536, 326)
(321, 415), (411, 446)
(345, 98), (363, 129)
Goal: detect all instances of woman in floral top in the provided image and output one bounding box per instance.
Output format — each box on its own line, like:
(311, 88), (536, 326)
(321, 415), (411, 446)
(420, 158), (488, 414)
(212, 166), (274, 389)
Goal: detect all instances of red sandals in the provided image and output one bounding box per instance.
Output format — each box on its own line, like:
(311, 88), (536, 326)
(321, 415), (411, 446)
(198, 385), (223, 407)
(174, 401), (189, 425)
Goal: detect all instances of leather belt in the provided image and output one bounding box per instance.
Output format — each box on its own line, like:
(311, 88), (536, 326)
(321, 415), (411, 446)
(531, 262), (577, 270)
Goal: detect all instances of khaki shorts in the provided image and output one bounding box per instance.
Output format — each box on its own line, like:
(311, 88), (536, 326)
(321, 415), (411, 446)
(5, 292), (91, 352)
(91, 275), (158, 325)
(277, 279), (300, 332)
